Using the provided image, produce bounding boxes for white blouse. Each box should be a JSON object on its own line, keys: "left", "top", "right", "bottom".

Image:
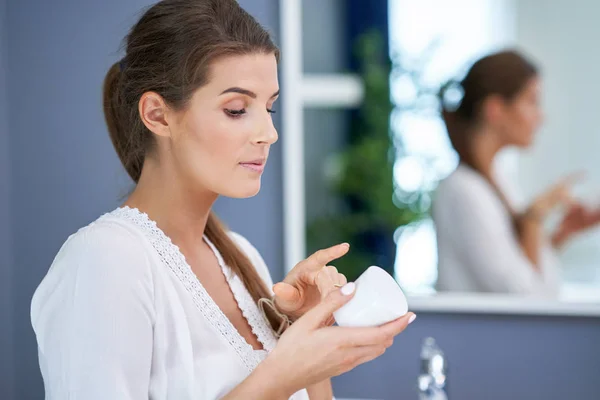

{"left": 432, "top": 164, "right": 560, "bottom": 297}
{"left": 31, "top": 207, "right": 310, "bottom": 400}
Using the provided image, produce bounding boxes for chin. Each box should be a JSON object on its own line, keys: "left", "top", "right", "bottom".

{"left": 519, "top": 136, "right": 535, "bottom": 148}
{"left": 222, "top": 181, "right": 261, "bottom": 199}
{"left": 510, "top": 133, "right": 535, "bottom": 148}
{"left": 512, "top": 141, "right": 531, "bottom": 149}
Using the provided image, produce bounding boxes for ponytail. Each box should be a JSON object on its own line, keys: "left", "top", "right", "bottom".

{"left": 205, "top": 214, "right": 282, "bottom": 331}
{"left": 102, "top": 61, "right": 145, "bottom": 183}
{"left": 439, "top": 79, "right": 473, "bottom": 167}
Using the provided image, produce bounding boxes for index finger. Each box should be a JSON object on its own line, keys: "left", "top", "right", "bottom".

{"left": 301, "top": 243, "right": 350, "bottom": 271}
{"left": 555, "top": 171, "right": 586, "bottom": 189}
{"left": 541, "top": 172, "right": 585, "bottom": 205}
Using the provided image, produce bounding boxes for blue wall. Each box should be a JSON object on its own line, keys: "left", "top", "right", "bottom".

{"left": 0, "top": 0, "right": 14, "bottom": 398}
{"left": 8, "top": 1, "right": 152, "bottom": 398}
{"left": 2, "top": 1, "right": 600, "bottom": 399}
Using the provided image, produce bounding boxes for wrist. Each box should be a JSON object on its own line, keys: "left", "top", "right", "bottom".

{"left": 258, "top": 297, "right": 295, "bottom": 338}
{"left": 306, "top": 378, "right": 333, "bottom": 400}
{"left": 518, "top": 215, "right": 544, "bottom": 235}
{"left": 273, "top": 300, "right": 299, "bottom": 323}
{"left": 522, "top": 205, "right": 544, "bottom": 224}
{"left": 252, "top": 354, "right": 298, "bottom": 400}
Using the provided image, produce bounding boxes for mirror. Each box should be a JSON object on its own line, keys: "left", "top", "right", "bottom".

{"left": 285, "top": 0, "right": 600, "bottom": 309}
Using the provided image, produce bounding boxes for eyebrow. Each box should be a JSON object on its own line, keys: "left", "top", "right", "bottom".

{"left": 220, "top": 87, "right": 280, "bottom": 99}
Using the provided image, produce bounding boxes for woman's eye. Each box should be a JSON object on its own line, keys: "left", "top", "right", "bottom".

{"left": 225, "top": 108, "right": 246, "bottom": 118}
{"left": 225, "top": 107, "right": 276, "bottom": 118}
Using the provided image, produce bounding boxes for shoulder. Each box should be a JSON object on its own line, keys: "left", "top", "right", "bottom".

{"left": 433, "top": 165, "right": 512, "bottom": 230}
{"left": 435, "top": 165, "right": 505, "bottom": 211}
{"left": 31, "top": 215, "right": 158, "bottom": 366}
{"left": 437, "top": 164, "right": 495, "bottom": 198}
{"left": 51, "top": 216, "right": 153, "bottom": 274}
{"left": 228, "top": 231, "right": 275, "bottom": 289}
{"left": 32, "top": 215, "right": 155, "bottom": 324}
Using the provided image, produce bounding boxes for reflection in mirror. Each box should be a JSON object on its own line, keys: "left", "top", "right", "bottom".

{"left": 302, "top": 0, "right": 600, "bottom": 303}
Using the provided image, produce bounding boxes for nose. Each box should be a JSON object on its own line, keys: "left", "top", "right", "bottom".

{"left": 254, "top": 112, "right": 278, "bottom": 145}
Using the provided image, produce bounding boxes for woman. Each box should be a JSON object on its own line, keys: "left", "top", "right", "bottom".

{"left": 30, "top": 1, "right": 416, "bottom": 399}
{"left": 434, "top": 50, "right": 600, "bottom": 296}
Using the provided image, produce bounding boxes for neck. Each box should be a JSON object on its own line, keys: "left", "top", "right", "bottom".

{"left": 124, "top": 158, "right": 218, "bottom": 246}
{"left": 465, "top": 126, "right": 504, "bottom": 179}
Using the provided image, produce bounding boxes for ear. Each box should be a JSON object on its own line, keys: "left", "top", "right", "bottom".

{"left": 139, "top": 91, "right": 172, "bottom": 138}
{"left": 482, "top": 95, "right": 506, "bottom": 124}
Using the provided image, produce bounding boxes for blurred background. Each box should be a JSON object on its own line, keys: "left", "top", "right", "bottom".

{"left": 301, "top": 0, "right": 600, "bottom": 298}
{"left": 2, "top": 0, "right": 600, "bottom": 399}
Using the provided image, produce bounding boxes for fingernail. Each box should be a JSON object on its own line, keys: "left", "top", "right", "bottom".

{"left": 341, "top": 282, "right": 355, "bottom": 295}
{"left": 408, "top": 314, "right": 417, "bottom": 324}
{"left": 341, "top": 243, "right": 350, "bottom": 249}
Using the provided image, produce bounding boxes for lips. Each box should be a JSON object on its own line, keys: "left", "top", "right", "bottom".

{"left": 239, "top": 158, "right": 266, "bottom": 173}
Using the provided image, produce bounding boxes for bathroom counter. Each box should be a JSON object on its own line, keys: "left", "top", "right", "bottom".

{"left": 408, "top": 292, "right": 600, "bottom": 317}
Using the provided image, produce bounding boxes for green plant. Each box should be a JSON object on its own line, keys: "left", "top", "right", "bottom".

{"left": 306, "top": 30, "right": 428, "bottom": 281}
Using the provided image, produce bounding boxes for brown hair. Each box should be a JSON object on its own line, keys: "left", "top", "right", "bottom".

{"left": 102, "top": 0, "right": 281, "bottom": 331}
{"left": 440, "top": 49, "right": 538, "bottom": 170}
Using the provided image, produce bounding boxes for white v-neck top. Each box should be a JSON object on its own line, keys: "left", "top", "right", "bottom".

{"left": 433, "top": 164, "right": 560, "bottom": 296}
{"left": 31, "top": 207, "right": 309, "bottom": 400}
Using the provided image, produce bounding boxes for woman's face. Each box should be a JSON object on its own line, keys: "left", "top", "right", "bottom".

{"left": 495, "top": 77, "right": 543, "bottom": 148}
{"left": 164, "top": 52, "right": 279, "bottom": 199}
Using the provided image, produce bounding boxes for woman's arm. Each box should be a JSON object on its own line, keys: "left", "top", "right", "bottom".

{"left": 519, "top": 173, "right": 582, "bottom": 257}
{"left": 221, "top": 359, "right": 295, "bottom": 400}
{"left": 223, "top": 289, "right": 414, "bottom": 400}
{"left": 306, "top": 379, "right": 334, "bottom": 400}
{"left": 228, "top": 232, "right": 337, "bottom": 399}
{"left": 516, "top": 213, "right": 545, "bottom": 268}
{"left": 222, "top": 362, "right": 331, "bottom": 400}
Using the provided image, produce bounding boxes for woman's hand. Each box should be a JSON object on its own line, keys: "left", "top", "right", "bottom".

{"left": 522, "top": 173, "right": 582, "bottom": 223}
{"left": 552, "top": 202, "right": 600, "bottom": 248}
{"left": 262, "top": 285, "right": 416, "bottom": 397}
{"left": 516, "top": 173, "right": 582, "bottom": 266}
{"left": 273, "top": 243, "right": 350, "bottom": 322}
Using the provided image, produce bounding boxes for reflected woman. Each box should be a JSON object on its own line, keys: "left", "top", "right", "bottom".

{"left": 433, "top": 50, "right": 600, "bottom": 296}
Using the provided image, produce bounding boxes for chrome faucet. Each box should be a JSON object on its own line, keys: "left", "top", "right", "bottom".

{"left": 418, "top": 337, "right": 448, "bottom": 400}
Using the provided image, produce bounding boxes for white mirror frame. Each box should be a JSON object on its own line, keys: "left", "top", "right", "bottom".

{"left": 278, "top": 0, "right": 600, "bottom": 318}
